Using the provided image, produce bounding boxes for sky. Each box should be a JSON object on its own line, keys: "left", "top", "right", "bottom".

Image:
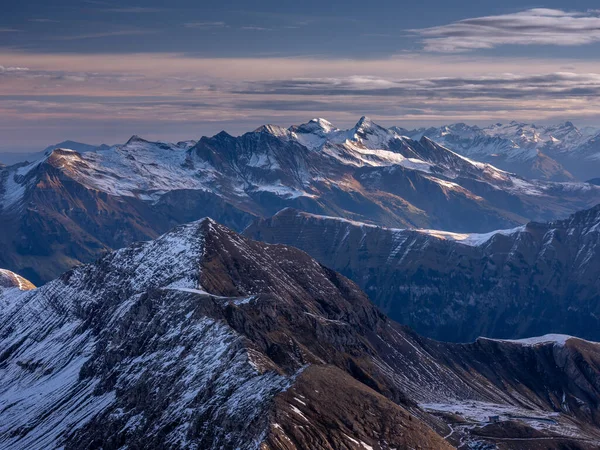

{"left": 3, "top": 0, "right": 600, "bottom": 150}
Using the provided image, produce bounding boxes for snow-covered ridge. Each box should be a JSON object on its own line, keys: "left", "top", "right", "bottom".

{"left": 3, "top": 116, "right": 595, "bottom": 211}
{"left": 414, "top": 226, "right": 525, "bottom": 246}
{"left": 0, "top": 218, "right": 298, "bottom": 449}
{"left": 403, "top": 120, "right": 600, "bottom": 182}
{"left": 479, "top": 334, "right": 597, "bottom": 347}
{"left": 281, "top": 209, "right": 524, "bottom": 247}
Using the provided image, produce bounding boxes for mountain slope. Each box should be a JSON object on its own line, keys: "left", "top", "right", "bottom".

{"left": 3, "top": 118, "right": 600, "bottom": 284}
{"left": 1, "top": 219, "right": 599, "bottom": 449}
{"left": 0, "top": 269, "right": 35, "bottom": 298}
{"left": 246, "top": 205, "right": 600, "bottom": 342}
{"left": 0, "top": 146, "right": 253, "bottom": 285}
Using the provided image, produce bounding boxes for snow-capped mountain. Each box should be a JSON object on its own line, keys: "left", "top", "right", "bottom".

{"left": 402, "top": 121, "right": 600, "bottom": 181}
{"left": 1, "top": 219, "right": 598, "bottom": 449}
{"left": 0, "top": 141, "right": 110, "bottom": 166}
{"left": 3, "top": 117, "right": 600, "bottom": 284}
{"left": 246, "top": 204, "right": 600, "bottom": 342}
{"left": 42, "top": 140, "right": 111, "bottom": 155}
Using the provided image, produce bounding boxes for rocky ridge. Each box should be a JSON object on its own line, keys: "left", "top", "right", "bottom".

{"left": 245, "top": 204, "right": 600, "bottom": 342}
{"left": 0, "top": 220, "right": 599, "bottom": 449}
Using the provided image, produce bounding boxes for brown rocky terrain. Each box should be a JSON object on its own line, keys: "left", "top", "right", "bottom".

{"left": 0, "top": 269, "right": 35, "bottom": 291}
{"left": 0, "top": 219, "right": 598, "bottom": 449}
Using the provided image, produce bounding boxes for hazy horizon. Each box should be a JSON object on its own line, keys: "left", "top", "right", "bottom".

{"left": 2, "top": 116, "right": 599, "bottom": 154}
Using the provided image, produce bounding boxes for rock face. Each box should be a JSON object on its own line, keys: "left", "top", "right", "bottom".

{"left": 0, "top": 219, "right": 599, "bottom": 449}
{"left": 3, "top": 118, "right": 600, "bottom": 284}
{"left": 245, "top": 205, "right": 600, "bottom": 342}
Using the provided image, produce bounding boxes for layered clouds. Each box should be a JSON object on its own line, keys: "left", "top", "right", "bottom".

{"left": 3, "top": 50, "right": 600, "bottom": 149}
{"left": 3, "top": 7, "right": 600, "bottom": 149}
{"left": 412, "top": 8, "right": 600, "bottom": 52}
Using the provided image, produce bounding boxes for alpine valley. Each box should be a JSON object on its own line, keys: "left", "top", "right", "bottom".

{"left": 1, "top": 220, "right": 599, "bottom": 449}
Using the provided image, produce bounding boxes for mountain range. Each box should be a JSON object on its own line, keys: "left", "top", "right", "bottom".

{"left": 398, "top": 121, "right": 600, "bottom": 181}
{"left": 0, "top": 141, "right": 110, "bottom": 166}
{"left": 3, "top": 117, "right": 600, "bottom": 285}
{"left": 246, "top": 204, "right": 600, "bottom": 342}
{"left": 1, "top": 220, "right": 599, "bottom": 449}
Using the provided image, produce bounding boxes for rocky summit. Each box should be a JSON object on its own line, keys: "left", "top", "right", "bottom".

{"left": 0, "top": 219, "right": 599, "bottom": 449}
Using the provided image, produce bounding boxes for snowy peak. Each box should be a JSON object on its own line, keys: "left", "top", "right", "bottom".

{"left": 354, "top": 115, "right": 375, "bottom": 130}
{"left": 294, "top": 117, "right": 337, "bottom": 134}
{"left": 45, "top": 147, "right": 85, "bottom": 168}
{"left": 353, "top": 115, "right": 393, "bottom": 135}
{"left": 99, "top": 216, "right": 232, "bottom": 295}
{"left": 253, "top": 124, "right": 289, "bottom": 137}
{"left": 125, "top": 134, "right": 148, "bottom": 145}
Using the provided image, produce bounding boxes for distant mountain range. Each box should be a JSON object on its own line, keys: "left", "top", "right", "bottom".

{"left": 0, "top": 141, "right": 110, "bottom": 166}
{"left": 246, "top": 204, "right": 600, "bottom": 342}
{"left": 3, "top": 117, "right": 600, "bottom": 285}
{"left": 396, "top": 121, "right": 600, "bottom": 181}
{"left": 1, "top": 220, "right": 598, "bottom": 449}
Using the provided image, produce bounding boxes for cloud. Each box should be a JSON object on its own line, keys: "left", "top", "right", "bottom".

{"left": 410, "top": 8, "right": 600, "bottom": 52}
{"left": 0, "top": 66, "right": 30, "bottom": 73}
{"left": 184, "top": 22, "right": 228, "bottom": 29}
{"left": 4, "top": 51, "right": 600, "bottom": 146}
{"left": 240, "top": 73, "right": 600, "bottom": 100}
{"left": 29, "top": 19, "right": 60, "bottom": 23}
{"left": 98, "top": 7, "right": 163, "bottom": 13}
{"left": 241, "top": 26, "right": 271, "bottom": 31}
{"left": 50, "top": 30, "right": 156, "bottom": 41}
{"left": 0, "top": 66, "right": 141, "bottom": 85}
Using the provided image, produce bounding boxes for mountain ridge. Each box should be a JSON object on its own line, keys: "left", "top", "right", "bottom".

{"left": 3, "top": 117, "right": 600, "bottom": 284}
{"left": 245, "top": 203, "right": 600, "bottom": 342}
{"left": 402, "top": 120, "right": 600, "bottom": 181}
{"left": 1, "top": 217, "right": 599, "bottom": 449}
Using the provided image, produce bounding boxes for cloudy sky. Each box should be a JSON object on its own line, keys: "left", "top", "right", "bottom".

{"left": 3, "top": 0, "right": 600, "bottom": 150}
